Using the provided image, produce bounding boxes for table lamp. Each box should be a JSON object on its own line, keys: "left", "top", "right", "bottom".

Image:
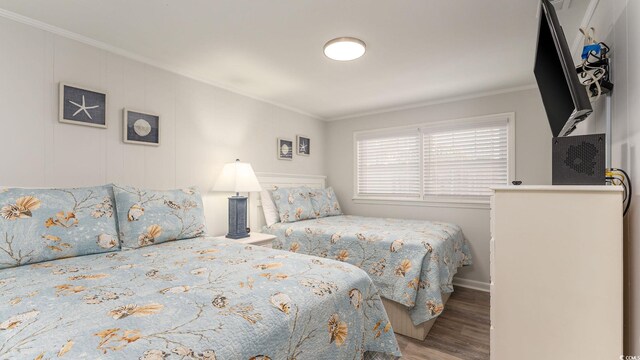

{"left": 212, "top": 159, "right": 262, "bottom": 239}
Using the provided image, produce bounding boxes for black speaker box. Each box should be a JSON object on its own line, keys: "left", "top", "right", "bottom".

{"left": 552, "top": 133, "right": 605, "bottom": 185}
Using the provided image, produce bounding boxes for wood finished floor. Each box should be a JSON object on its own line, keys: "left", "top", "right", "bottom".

{"left": 396, "top": 287, "right": 490, "bottom": 360}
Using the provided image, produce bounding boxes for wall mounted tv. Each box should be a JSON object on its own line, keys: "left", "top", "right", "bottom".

{"left": 534, "top": 0, "right": 592, "bottom": 137}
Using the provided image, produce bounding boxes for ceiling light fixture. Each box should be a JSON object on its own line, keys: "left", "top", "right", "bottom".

{"left": 323, "top": 37, "right": 366, "bottom": 61}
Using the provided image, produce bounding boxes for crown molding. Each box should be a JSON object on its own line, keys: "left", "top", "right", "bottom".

{"left": 325, "top": 84, "right": 538, "bottom": 121}
{"left": 0, "top": 8, "right": 545, "bottom": 124}
{"left": 0, "top": 8, "right": 323, "bottom": 120}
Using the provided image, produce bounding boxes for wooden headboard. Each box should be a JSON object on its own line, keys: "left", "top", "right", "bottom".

{"left": 249, "top": 172, "right": 326, "bottom": 231}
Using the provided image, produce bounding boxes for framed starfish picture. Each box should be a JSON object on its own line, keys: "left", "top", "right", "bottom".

{"left": 296, "top": 135, "right": 310, "bottom": 156}
{"left": 59, "top": 83, "right": 107, "bottom": 128}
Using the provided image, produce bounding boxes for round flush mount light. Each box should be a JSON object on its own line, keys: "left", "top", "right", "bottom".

{"left": 323, "top": 37, "right": 366, "bottom": 61}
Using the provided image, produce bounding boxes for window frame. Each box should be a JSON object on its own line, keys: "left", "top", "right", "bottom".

{"left": 352, "top": 112, "right": 516, "bottom": 209}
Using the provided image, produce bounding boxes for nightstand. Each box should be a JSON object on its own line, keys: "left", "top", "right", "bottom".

{"left": 214, "top": 232, "right": 276, "bottom": 248}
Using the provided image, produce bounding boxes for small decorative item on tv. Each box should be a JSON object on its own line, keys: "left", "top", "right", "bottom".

{"left": 534, "top": 0, "right": 592, "bottom": 137}
{"left": 59, "top": 83, "right": 107, "bottom": 128}
{"left": 124, "top": 109, "right": 160, "bottom": 146}
{"left": 277, "top": 138, "right": 293, "bottom": 160}
{"left": 297, "top": 135, "right": 310, "bottom": 156}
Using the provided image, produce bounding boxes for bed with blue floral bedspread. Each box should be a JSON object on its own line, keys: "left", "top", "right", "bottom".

{"left": 265, "top": 215, "right": 472, "bottom": 325}
{"left": 0, "top": 236, "right": 400, "bottom": 360}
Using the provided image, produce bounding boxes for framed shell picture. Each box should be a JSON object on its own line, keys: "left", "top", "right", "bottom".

{"left": 296, "top": 135, "right": 310, "bottom": 156}
{"left": 277, "top": 138, "right": 293, "bottom": 160}
{"left": 59, "top": 83, "right": 107, "bottom": 128}
{"left": 124, "top": 109, "right": 160, "bottom": 146}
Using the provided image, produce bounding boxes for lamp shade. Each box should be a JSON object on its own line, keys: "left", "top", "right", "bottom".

{"left": 212, "top": 160, "right": 262, "bottom": 193}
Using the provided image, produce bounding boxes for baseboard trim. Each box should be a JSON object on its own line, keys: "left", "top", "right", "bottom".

{"left": 453, "top": 278, "right": 490, "bottom": 292}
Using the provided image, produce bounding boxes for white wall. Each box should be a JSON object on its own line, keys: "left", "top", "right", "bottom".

{"left": 573, "top": 0, "right": 640, "bottom": 354}
{"left": 0, "top": 17, "right": 326, "bottom": 236}
{"left": 325, "top": 88, "right": 551, "bottom": 287}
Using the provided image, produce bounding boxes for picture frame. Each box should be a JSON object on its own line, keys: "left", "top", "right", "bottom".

{"left": 296, "top": 135, "right": 311, "bottom": 156}
{"left": 59, "top": 82, "right": 108, "bottom": 128}
{"left": 123, "top": 109, "right": 160, "bottom": 146}
{"left": 277, "top": 138, "right": 293, "bottom": 160}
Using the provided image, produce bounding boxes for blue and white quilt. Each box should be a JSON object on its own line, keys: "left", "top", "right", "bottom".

{"left": 0, "top": 237, "right": 400, "bottom": 359}
{"left": 265, "top": 215, "right": 472, "bottom": 325}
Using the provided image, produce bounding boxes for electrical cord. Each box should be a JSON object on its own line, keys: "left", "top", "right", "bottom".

{"left": 607, "top": 168, "right": 632, "bottom": 216}
{"left": 606, "top": 176, "right": 627, "bottom": 203}
{"left": 578, "top": 28, "right": 610, "bottom": 102}
{"left": 613, "top": 168, "right": 632, "bottom": 216}
{"left": 579, "top": 59, "right": 605, "bottom": 101}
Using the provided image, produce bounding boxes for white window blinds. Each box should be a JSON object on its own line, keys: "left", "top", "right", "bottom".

{"left": 354, "top": 114, "right": 511, "bottom": 202}
{"left": 356, "top": 130, "right": 421, "bottom": 197}
{"left": 423, "top": 118, "right": 509, "bottom": 198}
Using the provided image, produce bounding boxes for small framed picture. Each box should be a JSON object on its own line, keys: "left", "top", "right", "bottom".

{"left": 123, "top": 109, "right": 160, "bottom": 146}
{"left": 297, "top": 135, "right": 310, "bottom": 156}
{"left": 59, "top": 83, "right": 107, "bottom": 128}
{"left": 277, "top": 138, "right": 293, "bottom": 160}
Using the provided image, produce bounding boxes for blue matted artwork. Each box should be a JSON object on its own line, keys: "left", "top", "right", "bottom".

{"left": 277, "top": 138, "right": 293, "bottom": 160}
{"left": 297, "top": 135, "right": 310, "bottom": 156}
{"left": 59, "top": 83, "right": 107, "bottom": 128}
{"left": 124, "top": 109, "right": 160, "bottom": 146}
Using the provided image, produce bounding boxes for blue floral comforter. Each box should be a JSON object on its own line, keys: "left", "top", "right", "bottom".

{"left": 265, "top": 216, "right": 472, "bottom": 325}
{"left": 0, "top": 237, "right": 400, "bottom": 359}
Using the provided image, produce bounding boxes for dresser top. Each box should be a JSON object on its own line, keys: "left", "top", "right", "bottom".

{"left": 492, "top": 185, "right": 623, "bottom": 192}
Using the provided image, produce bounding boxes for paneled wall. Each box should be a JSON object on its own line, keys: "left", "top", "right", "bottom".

{"left": 0, "top": 17, "right": 326, "bottom": 235}
{"left": 325, "top": 88, "right": 551, "bottom": 288}
{"left": 573, "top": 0, "right": 639, "bottom": 354}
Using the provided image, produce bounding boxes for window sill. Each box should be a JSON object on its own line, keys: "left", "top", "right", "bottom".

{"left": 351, "top": 196, "right": 490, "bottom": 210}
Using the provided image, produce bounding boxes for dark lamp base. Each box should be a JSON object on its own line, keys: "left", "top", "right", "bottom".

{"left": 226, "top": 195, "right": 249, "bottom": 239}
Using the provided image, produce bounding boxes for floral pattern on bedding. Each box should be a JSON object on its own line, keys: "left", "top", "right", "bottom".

{"left": 309, "top": 187, "right": 342, "bottom": 218}
{"left": 112, "top": 185, "right": 206, "bottom": 249}
{"left": 0, "top": 185, "right": 119, "bottom": 269}
{"left": 0, "top": 237, "right": 400, "bottom": 359}
{"left": 266, "top": 215, "right": 472, "bottom": 325}
{"left": 271, "top": 186, "right": 316, "bottom": 223}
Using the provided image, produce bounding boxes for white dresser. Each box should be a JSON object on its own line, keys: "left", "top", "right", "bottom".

{"left": 490, "top": 186, "right": 623, "bottom": 360}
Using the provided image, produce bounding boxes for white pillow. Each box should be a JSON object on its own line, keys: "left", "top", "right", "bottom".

{"left": 260, "top": 190, "right": 280, "bottom": 227}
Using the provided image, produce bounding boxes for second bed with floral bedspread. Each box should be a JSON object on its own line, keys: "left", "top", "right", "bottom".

{"left": 0, "top": 237, "right": 400, "bottom": 359}
{"left": 265, "top": 215, "right": 472, "bottom": 325}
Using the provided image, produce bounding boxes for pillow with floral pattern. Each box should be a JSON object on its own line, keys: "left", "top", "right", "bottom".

{"left": 112, "top": 185, "right": 207, "bottom": 249}
{"left": 310, "top": 187, "right": 343, "bottom": 217}
{"left": 0, "top": 185, "right": 120, "bottom": 269}
{"left": 271, "top": 186, "right": 315, "bottom": 223}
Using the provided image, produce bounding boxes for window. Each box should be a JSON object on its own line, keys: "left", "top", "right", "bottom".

{"left": 354, "top": 113, "right": 514, "bottom": 205}
{"left": 356, "top": 130, "right": 421, "bottom": 197}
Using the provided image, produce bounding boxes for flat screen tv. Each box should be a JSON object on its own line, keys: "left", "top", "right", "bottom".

{"left": 534, "top": 0, "right": 592, "bottom": 137}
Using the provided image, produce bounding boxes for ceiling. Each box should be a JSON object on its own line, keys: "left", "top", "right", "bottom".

{"left": 0, "top": 0, "right": 590, "bottom": 120}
